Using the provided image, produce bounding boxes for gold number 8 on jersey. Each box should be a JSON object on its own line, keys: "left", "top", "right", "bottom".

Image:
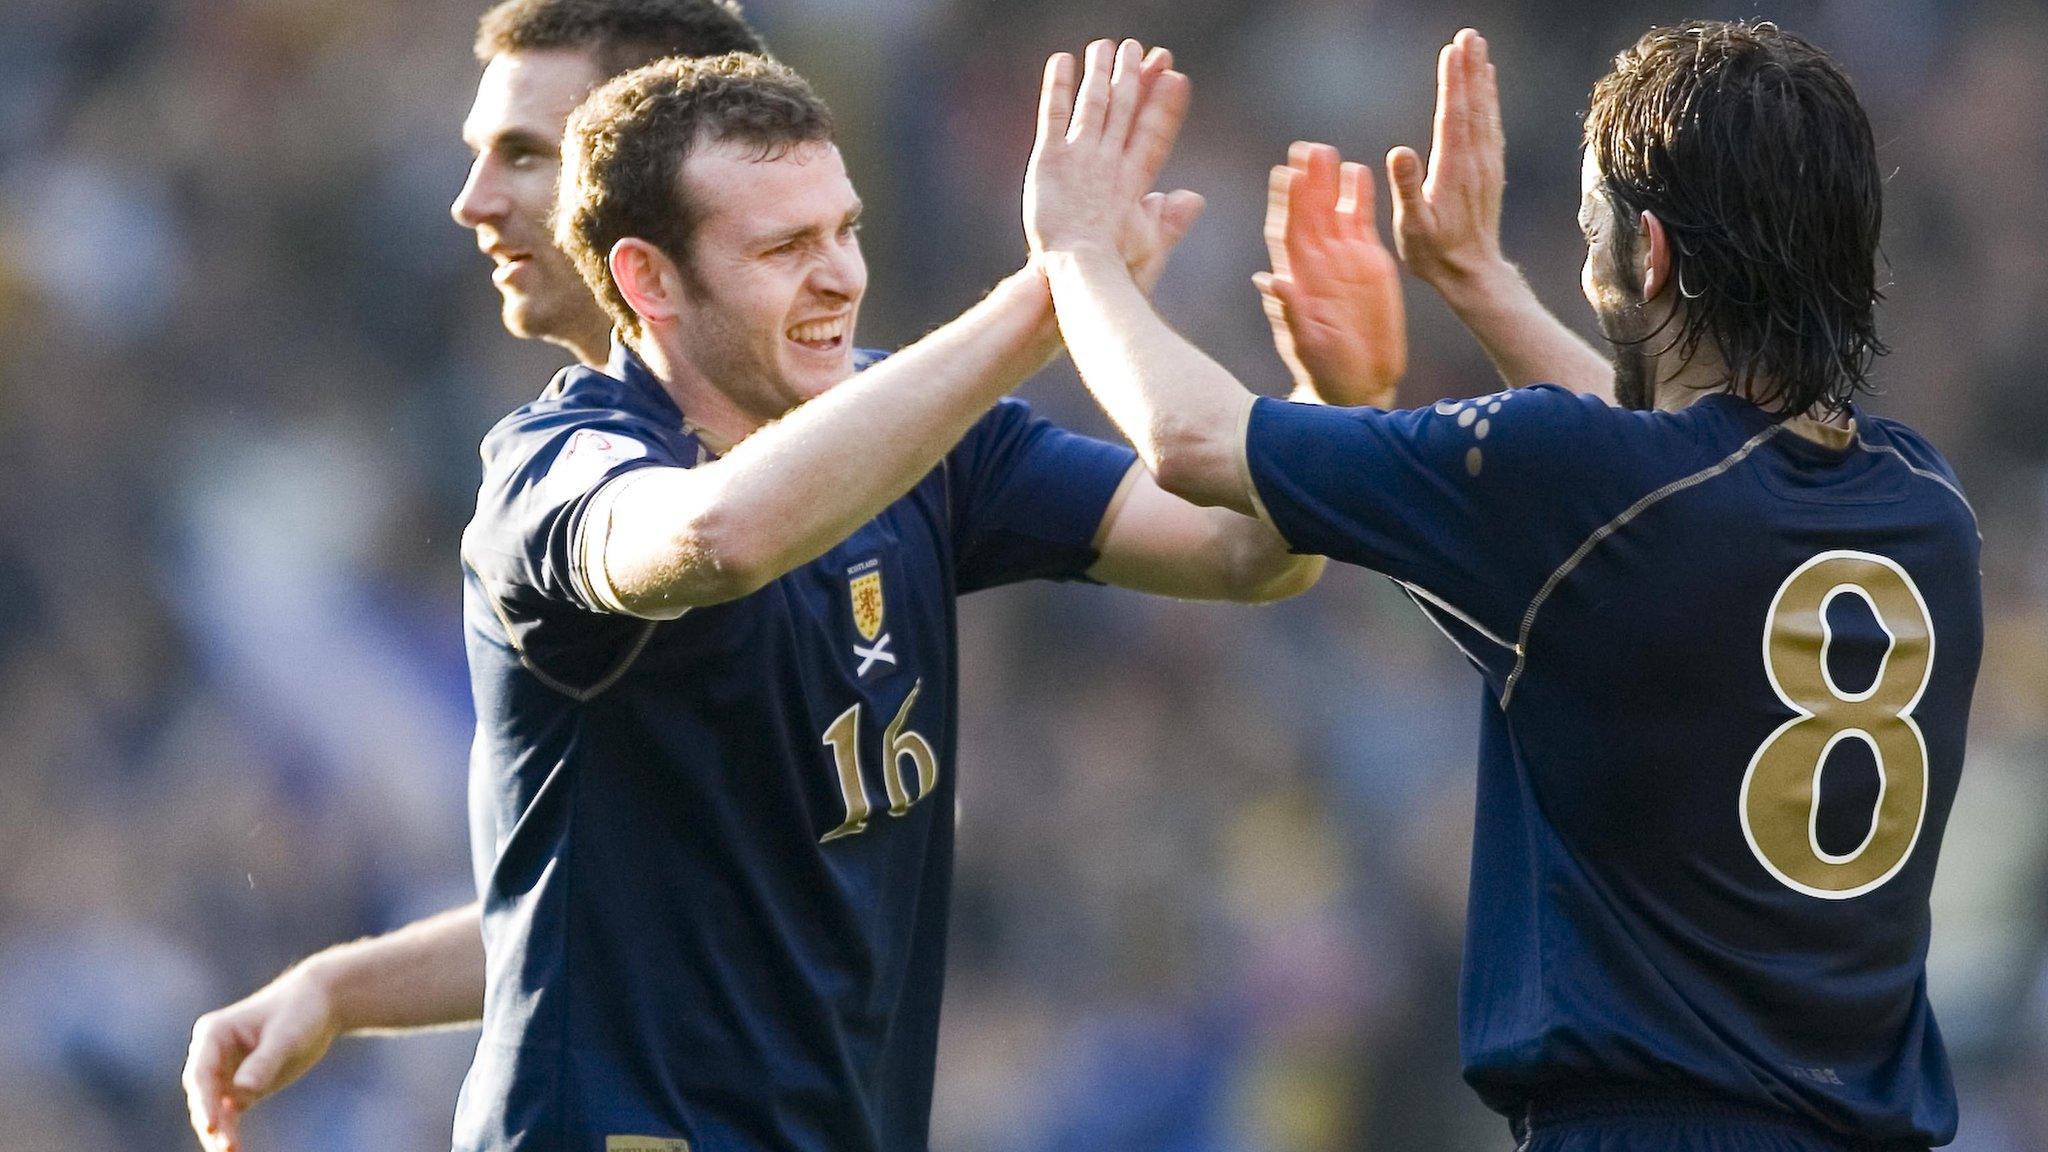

{"left": 1741, "top": 550, "right": 1934, "bottom": 899}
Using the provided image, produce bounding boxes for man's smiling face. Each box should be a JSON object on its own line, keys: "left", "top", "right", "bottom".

{"left": 452, "top": 48, "right": 613, "bottom": 356}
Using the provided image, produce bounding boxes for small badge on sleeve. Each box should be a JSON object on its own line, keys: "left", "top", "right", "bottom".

{"left": 545, "top": 428, "right": 650, "bottom": 501}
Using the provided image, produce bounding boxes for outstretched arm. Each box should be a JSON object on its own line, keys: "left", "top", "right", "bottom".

{"left": 592, "top": 50, "right": 1195, "bottom": 620}
{"left": 1085, "top": 463, "right": 1322, "bottom": 601}
{"left": 1027, "top": 42, "right": 1266, "bottom": 515}
{"left": 184, "top": 903, "right": 485, "bottom": 1152}
{"left": 596, "top": 268, "right": 1065, "bottom": 617}
{"left": 1387, "top": 29, "right": 1614, "bottom": 402}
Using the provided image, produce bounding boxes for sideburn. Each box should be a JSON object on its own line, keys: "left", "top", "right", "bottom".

{"left": 1600, "top": 202, "right": 1659, "bottom": 411}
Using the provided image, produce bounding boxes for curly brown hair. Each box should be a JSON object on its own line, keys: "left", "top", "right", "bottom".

{"left": 1585, "top": 20, "right": 1887, "bottom": 416}
{"left": 555, "top": 52, "right": 834, "bottom": 337}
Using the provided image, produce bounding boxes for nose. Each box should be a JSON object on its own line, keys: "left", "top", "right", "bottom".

{"left": 451, "top": 154, "right": 507, "bottom": 230}
{"left": 810, "top": 231, "right": 867, "bottom": 302}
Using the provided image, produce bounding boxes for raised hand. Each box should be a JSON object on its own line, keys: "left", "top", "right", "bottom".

{"left": 1026, "top": 39, "right": 1199, "bottom": 271}
{"left": 1256, "top": 141, "right": 1406, "bottom": 407}
{"left": 1387, "top": 28, "right": 1507, "bottom": 290}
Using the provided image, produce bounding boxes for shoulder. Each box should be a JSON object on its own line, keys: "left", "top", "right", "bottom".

{"left": 480, "top": 365, "right": 687, "bottom": 482}
{"left": 948, "top": 396, "right": 1049, "bottom": 462}
{"left": 1860, "top": 414, "right": 1964, "bottom": 489}
{"left": 1253, "top": 383, "right": 1692, "bottom": 486}
{"left": 1857, "top": 413, "right": 1978, "bottom": 533}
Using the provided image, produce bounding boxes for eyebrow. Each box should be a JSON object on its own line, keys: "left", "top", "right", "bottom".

{"left": 753, "top": 201, "right": 864, "bottom": 250}
{"left": 465, "top": 126, "right": 559, "bottom": 156}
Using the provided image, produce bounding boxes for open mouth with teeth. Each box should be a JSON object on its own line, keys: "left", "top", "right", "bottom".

{"left": 787, "top": 315, "right": 849, "bottom": 352}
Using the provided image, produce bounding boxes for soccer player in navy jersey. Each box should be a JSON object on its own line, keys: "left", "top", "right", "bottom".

{"left": 448, "top": 45, "right": 1370, "bottom": 1152}
{"left": 1030, "top": 25, "right": 1980, "bottom": 1152}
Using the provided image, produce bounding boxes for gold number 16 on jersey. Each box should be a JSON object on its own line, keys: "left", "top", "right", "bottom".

{"left": 1740, "top": 550, "right": 1934, "bottom": 899}
{"left": 818, "top": 679, "right": 940, "bottom": 842}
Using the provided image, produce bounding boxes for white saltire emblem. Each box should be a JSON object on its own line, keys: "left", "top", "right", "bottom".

{"left": 854, "top": 633, "right": 896, "bottom": 677}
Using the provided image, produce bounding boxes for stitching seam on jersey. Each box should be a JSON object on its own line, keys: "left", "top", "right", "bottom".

{"left": 1500, "top": 423, "right": 1783, "bottom": 709}
{"left": 1397, "top": 579, "right": 1515, "bottom": 650}
{"left": 577, "top": 621, "right": 659, "bottom": 699}
{"left": 940, "top": 456, "right": 955, "bottom": 542}
{"left": 482, "top": 581, "right": 660, "bottom": 703}
{"left": 1856, "top": 435, "right": 1982, "bottom": 539}
{"left": 1401, "top": 584, "right": 1489, "bottom": 672}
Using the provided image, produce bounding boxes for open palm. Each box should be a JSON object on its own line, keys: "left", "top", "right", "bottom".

{"left": 1257, "top": 141, "right": 1406, "bottom": 407}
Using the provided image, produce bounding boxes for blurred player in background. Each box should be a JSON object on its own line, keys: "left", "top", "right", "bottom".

{"left": 1029, "top": 23, "right": 1979, "bottom": 1152}
{"left": 184, "top": 5, "right": 767, "bottom": 1149}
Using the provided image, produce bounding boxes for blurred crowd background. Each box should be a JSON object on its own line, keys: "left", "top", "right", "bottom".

{"left": 2, "top": 0, "right": 2045, "bottom": 1148}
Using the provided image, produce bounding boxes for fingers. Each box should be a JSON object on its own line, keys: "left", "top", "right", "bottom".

{"left": 1253, "top": 270, "right": 1303, "bottom": 319}
{"left": 1289, "top": 141, "right": 1341, "bottom": 238}
{"left": 1386, "top": 145, "right": 1427, "bottom": 227}
{"left": 1337, "top": 160, "right": 1375, "bottom": 245}
{"left": 1067, "top": 39, "right": 1116, "bottom": 143}
{"left": 211, "top": 1102, "right": 243, "bottom": 1152}
{"left": 1101, "top": 39, "right": 1146, "bottom": 150}
{"left": 184, "top": 1021, "right": 245, "bottom": 1152}
{"left": 1430, "top": 38, "right": 1460, "bottom": 176}
{"left": 1158, "top": 188, "right": 1206, "bottom": 243}
{"left": 1264, "top": 162, "right": 1298, "bottom": 275}
{"left": 1462, "top": 30, "right": 1499, "bottom": 158}
{"left": 1124, "top": 67, "right": 1191, "bottom": 197}
{"left": 1140, "top": 45, "right": 1172, "bottom": 82}
{"left": 1035, "top": 52, "right": 1077, "bottom": 150}
{"left": 231, "top": 1031, "right": 291, "bottom": 1097}
{"left": 184, "top": 1023, "right": 228, "bottom": 1144}
{"left": 1470, "top": 33, "right": 1504, "bottom": 161}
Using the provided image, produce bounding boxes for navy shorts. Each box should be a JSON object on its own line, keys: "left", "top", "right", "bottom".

{"left": 1516, "top": 1093, "right": 1931, "bottom": 1152}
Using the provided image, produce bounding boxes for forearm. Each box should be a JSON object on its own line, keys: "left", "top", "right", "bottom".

{"left": 1088, "top": 467, "right": 1322, "bottom": 601}
{"left": 1206, "top": 508, "right": 1323, "bottom": 600}
{"left": 300, "top": 903, "right": 484, "bottom": 1034}
{"left": 611, "top": 269, "right": 1057, "bottom": 610}
{"left": 1432, "top": 260, "right": 1615, "bottom": 402}
{"left": 1043, "top": 246, "right": 1258, "bottom": 514}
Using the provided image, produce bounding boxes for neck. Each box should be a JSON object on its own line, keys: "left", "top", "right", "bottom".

{"left": 550, "top": 316, "right": 614, "bottom": 371}
{"left": 1650, "top": 344, "right": 1853, "bottom": 440}
{"left": 1647, "top": 339, "right": 1731, "bottom": 413}
{"left": 634, "top": 331, "right": 774, "bottom": 450}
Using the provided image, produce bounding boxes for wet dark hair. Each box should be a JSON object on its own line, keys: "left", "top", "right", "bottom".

{"left": 556, "top": 52, "right": 834, "bottom": 336}
{"left": 474, "top": 0, "right": 765, "bottom": 76}
{"left": 1585, "top": 20, "right": 1886, "bottom": 416}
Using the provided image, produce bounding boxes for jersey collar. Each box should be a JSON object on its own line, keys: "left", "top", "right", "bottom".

{"left": 604, "top": 336, "right": 736, "bottom": 460}
{"left": 605, "top": 336, "right": 687, "bottom": 424}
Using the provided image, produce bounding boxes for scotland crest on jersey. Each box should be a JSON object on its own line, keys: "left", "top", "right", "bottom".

{"left": 848, "top": 559, "right": 894, "bottom": 676}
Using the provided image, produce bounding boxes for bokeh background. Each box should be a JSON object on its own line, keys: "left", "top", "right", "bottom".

{"left": 2, "top": 0, "right": 2045, "bottom": 1148}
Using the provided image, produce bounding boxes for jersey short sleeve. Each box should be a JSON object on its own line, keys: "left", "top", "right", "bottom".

{"left": 946, "top": 398, "right": 1138, "bottom": 594}
{"left": 1243, "top": 385, "right": 1645, "bottom": 653}
{"left": 467, "top": 406, "right": 680, "bottom": 612}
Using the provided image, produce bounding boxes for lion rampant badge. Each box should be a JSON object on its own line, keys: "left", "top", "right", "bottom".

{"left": 847, "top": 559, "right": 896, "bottom": 676}
{"left": 850, "top": 569, "right": 884, "bottom": 642}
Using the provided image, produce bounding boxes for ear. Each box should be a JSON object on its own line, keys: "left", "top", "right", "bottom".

{"left": 609, "top": 237, "right": 686, "bottom": 329}
{"left": 1639, "top": 210, "right": 1673, "bottom": 300}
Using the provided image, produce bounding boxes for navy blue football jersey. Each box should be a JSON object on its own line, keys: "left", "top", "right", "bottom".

{"left": 1243, "top": 386, "right": 1980, "bottom": 1147}
{"left": 454, "top": 344, "right": 1135, "bottom": 1152}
